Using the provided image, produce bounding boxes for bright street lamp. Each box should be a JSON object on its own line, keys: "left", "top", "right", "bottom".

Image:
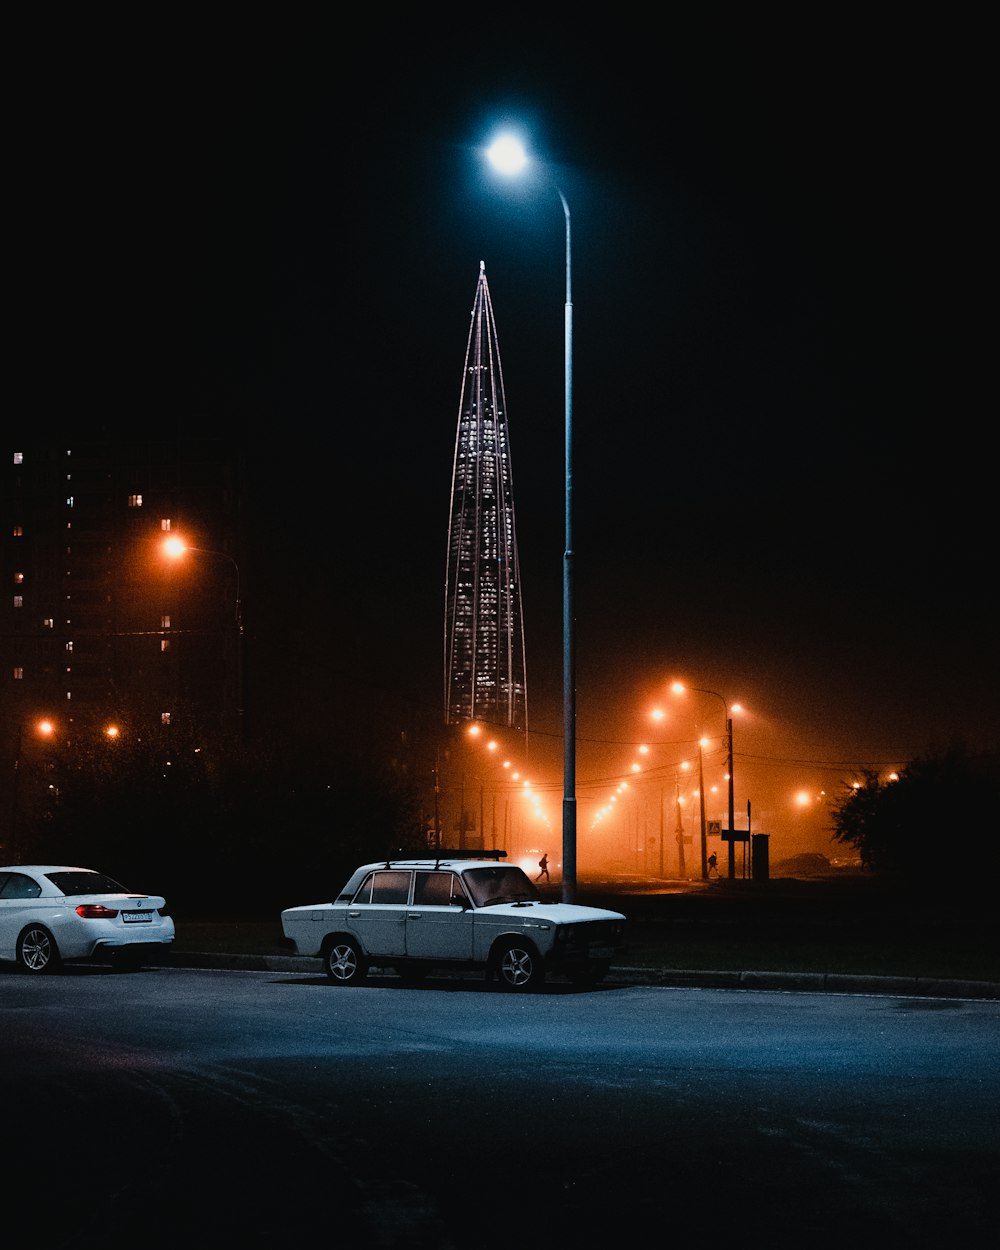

{"left": 486, "top": 131, "right": 577, "bottom": 903}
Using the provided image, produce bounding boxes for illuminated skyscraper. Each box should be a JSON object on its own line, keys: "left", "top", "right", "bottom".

{"left": 444, "top": 262, "right": 528, "bottom": 736}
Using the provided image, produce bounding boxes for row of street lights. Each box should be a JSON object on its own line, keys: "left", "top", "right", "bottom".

{"left": 600, "top": 682, "right": 743, "bottom": 880}
{"left": 452, "top": 722, "right": 552, "bottom": 864}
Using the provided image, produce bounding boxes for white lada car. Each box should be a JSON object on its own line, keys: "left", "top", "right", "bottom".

{"left": 281, "top": 854, "right": 626, "bottom": 991}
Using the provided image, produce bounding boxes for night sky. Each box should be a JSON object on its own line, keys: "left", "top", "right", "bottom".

{"left": 17, "top": 14, "right": 995, "bottom": 851}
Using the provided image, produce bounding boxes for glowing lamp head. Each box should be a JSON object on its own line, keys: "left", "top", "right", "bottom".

{"left": 162, "top": 537, "right": 187, "bottom": 559}
{"left": 487, "top": 134, "right": 528, "bottom": 176}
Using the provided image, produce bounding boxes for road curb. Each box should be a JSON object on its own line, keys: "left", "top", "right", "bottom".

{"left": 149, "top": 950, "right": 1000, "bottom": 999}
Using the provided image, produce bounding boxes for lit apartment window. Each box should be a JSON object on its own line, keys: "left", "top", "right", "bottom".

{"left": 66, "top": 691, "right": 72, "bottom": 700}
{"left": 128, "top": 494, "right": 143, "bottom": 508}
{"left": 160, "top": 639, "right": 170, "bottom": 652}
{"left": 13, "top": 595, "right": 23, "bottom": 608}
{"left": 161, "top": 712, "right": 171, "bottom": 725}
{"left": 14, "top": 572, "right": 24, "bottom": 584}
{"left": 66, "top": 496, "right": 74, "bottom": 507}
{"left": 13, "top": 526, "right": 23, "bottom": 537}
{"left": 161, "top": 518, "right": 171, "bottom": 531}
{"left": 161, "top": 614, "right": 171, "bottom": 628}
{"left": 43, "top": 618, "right": 54, "bottom": 629}
{"left": 14, "top": 452, "right": 23, "bottom": 464}
{"left": 66, "top": 641, "right": 73, "bottom": 652}
{"left": 13, "top": 667, "right": 23, "bottom": 680}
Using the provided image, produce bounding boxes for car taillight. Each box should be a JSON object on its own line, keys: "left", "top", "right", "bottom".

{"left": 75, "top": 904, "right": 120, "bottom": 919}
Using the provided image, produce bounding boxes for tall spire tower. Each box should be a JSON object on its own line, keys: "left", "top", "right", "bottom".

{"left": 444, "top": 262, "right": 528, "bottom": 737}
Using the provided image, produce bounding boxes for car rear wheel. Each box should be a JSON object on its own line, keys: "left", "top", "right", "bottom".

{"left": 324, "top": 938, "right": 368, "bottom": 985}
{"left": 494, "top": 939, "right": 543, "bottom": 992}
{"left": 17, "top": 925, "right": 61, "bottom": 975}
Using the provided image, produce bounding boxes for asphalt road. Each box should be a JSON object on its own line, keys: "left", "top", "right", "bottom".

{"left": 3, "top": 964, "right": 998, "bottom": 1249}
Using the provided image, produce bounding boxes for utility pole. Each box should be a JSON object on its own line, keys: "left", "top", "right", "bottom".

{"left": 659, "top": 786, "right": 665, "bottom": 877}
{"left": 726, "top": 716, "right": 736, "bottom": 880}
{"left": 675, "top": 775, "right": 686, "bottom": 877}
{"left": 698, "top": 741, "right": 708, "bottom": 880}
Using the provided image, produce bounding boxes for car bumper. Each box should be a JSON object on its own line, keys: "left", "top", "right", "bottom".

{"left": 63, "top": 918, "right": 176, "bottom": 959}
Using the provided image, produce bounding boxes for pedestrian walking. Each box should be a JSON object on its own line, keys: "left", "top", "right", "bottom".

{"left": 535, "top": 853, "right": 550, "bottom": 882}
{"left": 707, "top": 851, "right": 719, "bottom": 878}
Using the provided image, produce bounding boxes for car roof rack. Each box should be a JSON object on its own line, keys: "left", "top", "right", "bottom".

{"left": 379, "top": 849, "right": 507, "bottom": 869}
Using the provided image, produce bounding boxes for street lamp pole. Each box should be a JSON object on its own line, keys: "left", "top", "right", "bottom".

{"left": 697, "top": 738, "right": 708, "bottom": 881}
{"left": 673, "top": 682, "right": 736, "bottom": 879}
{"left": 486, "top": 134, "right": 575, "bottom": 902}
{"left": 559, "top": 185, "right": 576, "bottom": 905}
{"left": 725, "top": 715, "right": 735, "bottom": 878}
{"left": 162, "top": 539, "right": 244, "bottom": 740}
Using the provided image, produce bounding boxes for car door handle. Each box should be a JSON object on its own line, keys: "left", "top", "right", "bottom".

{"left": 407, "top": 912, "right": 422, "bottom": 919}
{"left": 348, "top": 910, "right": 361, "bottom": 917}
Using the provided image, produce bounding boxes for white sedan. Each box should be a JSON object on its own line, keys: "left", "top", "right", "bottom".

{"left": 0, "top": 864, "right": 176, "bottom": 974}
{"left": 282, "top": 854, "right": 627, "bottom": 991}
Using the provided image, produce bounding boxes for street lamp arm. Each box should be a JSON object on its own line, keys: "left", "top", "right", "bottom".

{"left": 685, "top": 686, "right": 727, "bottom": 714}
{"left": 174, "top": 546, "right": 241, "bottom": 630}
{"left": 558, "top": 188, "right": 571, "bottom": 305}
{"left": 162, "top": 538, "right": 245, "bottom": 739}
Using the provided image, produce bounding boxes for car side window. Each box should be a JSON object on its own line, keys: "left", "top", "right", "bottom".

{"left": 412, "top": 872, "right": 462, "bottom": 906}
{"left": 353, "top": 870, "right": 412, "bottom": 905}
{"left": 0, "top": 873, "right": 42, "bottom": 900}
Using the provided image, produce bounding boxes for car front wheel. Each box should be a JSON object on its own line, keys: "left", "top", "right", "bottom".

{"left": 324, "top": 938, "right": 368, "bottom": 985}
{"left": 494, "top": 939, "right": 543, "bottom": 992}
{"left": 17, "top": 925, "right": 61, "bottom": 975}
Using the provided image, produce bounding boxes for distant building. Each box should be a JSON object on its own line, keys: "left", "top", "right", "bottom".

{"left": 443, "top": 262, "right": 528, "bottom": 738}
{"left": 1, "top": 435, "right": 244, "bottom": 852}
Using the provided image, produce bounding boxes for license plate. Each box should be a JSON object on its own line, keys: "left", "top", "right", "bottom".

{"left": 121, "top": 911, "right": 152, "bottom": 923}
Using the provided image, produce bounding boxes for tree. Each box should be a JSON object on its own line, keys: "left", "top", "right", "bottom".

{"left": 831, "top": 740, "right": 1000, "bottom": 893}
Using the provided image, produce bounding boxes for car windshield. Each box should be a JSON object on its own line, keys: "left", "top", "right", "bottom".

{"left": 45, "top": 870, "right": 131, "bottom": 896}
{"left": 463, "top": 866, "right": 538, "bottom": 908}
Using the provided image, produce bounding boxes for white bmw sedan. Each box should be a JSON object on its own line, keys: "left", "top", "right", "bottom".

{"left": 0, "top": 864, "right": 175, "bottom": 974}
